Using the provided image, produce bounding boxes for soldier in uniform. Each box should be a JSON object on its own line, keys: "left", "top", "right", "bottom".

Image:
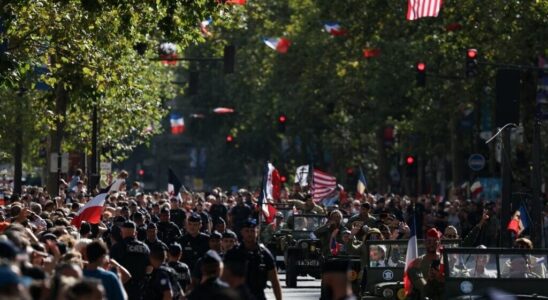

{"left": 178, "top": 213, "right": 210, "bottom": 271}
{"left": 225, "top": 219, "right": 282, "bottom": 300}
{"left": 406, "top": 228, "right": 444, "bottom": 300}
{"left": 221, "top": 230, "right": 238, "bottom": 254}
{"left": 167, "top": 243, "right": 192, "bottom": 293}
{"left": 157, "top": 207, "right": 182, "bottom": 245}
{"left": 110, "top": 220, "right": 151, "bottom": 300}
{"left": 187, "top": 250, "right": 230, "bottom": 300}
{"left": 345, "top": 202, "right": 377, "bottom": 241}
{"left": 314, "top": 210, "right": 346, "bottom": 257}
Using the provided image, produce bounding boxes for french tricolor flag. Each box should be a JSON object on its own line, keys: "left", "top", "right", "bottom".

{"left": 323, "top": 22, "right": 347, "bottom": 36}
{"left": 404, "top": 210, "right": 418, "bottom": 296}
{"left": 170, "top": 113, "right": 185, "bottom": 135}
{"left": 263, "top": 37, "right": 291, "bottom": 54}
{"left": 71, "top": 184, "right": 118, "bottom": 228}
{"left": 200, "top": 17, "right": 212, "bottom": 37}
{"left": 259, "top": 162, "right": 280, "bottom": 224}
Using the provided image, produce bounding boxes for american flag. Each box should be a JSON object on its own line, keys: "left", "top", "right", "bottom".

{"left": 312, "top": 169, "right": 337, "bottom": 203}
{"left": 406, "top": 0, "right": 442, "bottom": 21}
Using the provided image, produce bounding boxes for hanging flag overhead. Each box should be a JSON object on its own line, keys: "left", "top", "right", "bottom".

{"left": 357, "top": 167, "right": 368, "bottom": 195}
{"left": 363, "top": 48, "right": 381, "bottom": 58}
{"left": 312, "top": 169, "right": 337, "bottom": 203}
{"left": 406, "top": 0, "right": 442, "bottom": 20}
{"left": 200, "top": 17, "right": 212, "bottom": 37}
{"left": 263, "top": 37, "right": 291, "bottom": 54}
{"left": 170, "top": 113, "right": 185, "bottom": 135}
{"left": 323, "top": 22, "right": 347, "bottom": 36}
{"left": 213, "top": 107, "right": 235, "bottom": 114}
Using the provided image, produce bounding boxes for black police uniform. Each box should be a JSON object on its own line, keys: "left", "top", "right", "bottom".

{"left": 144, "top": 265, "right": 180, "bottom": 300}
{"left": 110, "top": 236, "right": 150, "bottom": 300}
{"left": 225, "top": 243, "right": 276, "bottom": 300}
{"left": 187, "top": 277, "right": 230, "bottom": 300}
{"left": 157, "top": 220, "right": 182, "bottom": 245}
{"left": 145, "top": 238, "right": 168, "bottom": 252}
{"left": 178, "top": 232, "right": 210, "bottom": 270}
{"left": 170, "top": 208, "right": 186, "bottom": 230}
{"left": 167, "top": 260, "right": 191, "bottom": 292}
{"left": 136, "top": 224, "right": 147, "bottom": 241}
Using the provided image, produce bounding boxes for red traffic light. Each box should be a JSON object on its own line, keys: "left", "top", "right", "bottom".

{"left": 406, "top": 156, "right": 415, "bottom": 165}
{"left": 416, "top": 62, "right": 426, "bottom": 72}
{"left": 226, "top": 135, "right": 234, "bottom": 142}
{"left": 346, "top": 168, "right": 354, "bottom": 175}
{"left": 467, "top": 49, "right": 477, "bottom": 59}
{"left": 278, "top": 114, "right": 287, "bottom": 123}
{"left": 280, "top": 176, "right": 287, "bottom": 183}
{"left": 138, "top": 169, "right": 145, "bottom": 176}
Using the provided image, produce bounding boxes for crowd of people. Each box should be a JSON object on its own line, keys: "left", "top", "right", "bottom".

{"left": 0, "top": 169, "right": 543, "bottom": 300}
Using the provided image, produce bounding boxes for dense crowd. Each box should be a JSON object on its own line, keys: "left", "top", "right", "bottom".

{"left": 0, "top": 169, "right": 543, "bottom": 300}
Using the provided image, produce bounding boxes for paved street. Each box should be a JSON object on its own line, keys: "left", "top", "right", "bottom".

{"left": 266, "top": 273, "right": 321, "bottom": 300}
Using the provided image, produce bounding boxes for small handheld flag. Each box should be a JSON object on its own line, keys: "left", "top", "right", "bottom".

{"left": 168, "top": 168, "right": 182, "bottom": 198}
{"left": 200, "top": 17, "right": 212, "bottom": 37}
{"left": 357, "top": 167, "right": 368, "bottom": 195}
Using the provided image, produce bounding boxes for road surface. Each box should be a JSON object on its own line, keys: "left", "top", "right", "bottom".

{"left": 265, "top": 273, "right": 321, "bottom": 300}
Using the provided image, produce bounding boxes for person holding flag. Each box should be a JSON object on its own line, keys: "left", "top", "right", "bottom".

{"left": 405, "top": 228, "right": 445, "bottom": 300}
{"left": 314, "top": 210, "right": 346, "bottom": 257}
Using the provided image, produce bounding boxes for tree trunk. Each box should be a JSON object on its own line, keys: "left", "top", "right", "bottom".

{"left": 376, "top": 126, "right": 388, "bottom": 193}
{"left": 450, "top": 114, "right": 463, "bottom": 187}
{"left": 47, "top": 81, "right": 68, "bottom": 196}
{"left": 13, "top": 94, "right": 23, "bottom": 195}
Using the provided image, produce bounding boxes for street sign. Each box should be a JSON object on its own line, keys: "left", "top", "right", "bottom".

{"left": 49, "top": 153, "right": 69, "bottom": 173}
{"left": 468, "top": 154, "right": 486, "bottom": 171}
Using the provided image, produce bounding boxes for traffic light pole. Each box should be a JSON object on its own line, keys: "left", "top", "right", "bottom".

{"left": 532, "top": 117, "right": 543, "bottom": 247}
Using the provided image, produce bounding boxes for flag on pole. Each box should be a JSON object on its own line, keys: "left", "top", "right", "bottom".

{"left": 168, "top": 168, "right": 182, "bottom": 198}
{"left": 312, "top": 169, "right": 337, "bottom": 203}
{"left": 259, "top": 162, "right": 279, "bottom": 224}
{"left": 71, "top": 184, "right": 116, "bottom": 228}
{"left": 263, "top": 37, "right": 291, "bottom": 54}
{"left": 357, "top": 167, "right": 368, "bottom": 195}
{"left": 404, "top": 209, "right": 418, "bottom": 296}
{"left": 406, "top": 0, "right": 442, "bottom": 21}
{"left": 170, "top": 113, "right": 185, "bottom": 134}
{"left": 323, "top": 22, "right": 347, "bottom": 36}
{"left": 519, "top": 202, "right": 530, "bottom": 230}
{"left": 295, "top": 165, "right": 309, "bottom": 187}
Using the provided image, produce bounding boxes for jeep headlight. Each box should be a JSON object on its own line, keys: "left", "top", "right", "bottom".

{"left": 382, "top": 288, "right": 394, "bottom": 299}
{"left": 301, "top": 242, "right": 308, "bottom": 249}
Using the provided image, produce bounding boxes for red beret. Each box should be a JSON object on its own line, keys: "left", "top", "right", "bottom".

{"left": 426, "top": 228, "right": 441, "bottom": 240}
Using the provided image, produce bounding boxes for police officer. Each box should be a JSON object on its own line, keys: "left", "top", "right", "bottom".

{"left": 222, "top": 250, "right": 256, "bottom": 300}
{"left": 145, "top": 222, "right": 168, "bottom": 251}
{"left": 144, "top": 243, "right": 183, "bottom": 300}
{"left": 167, "top": 243, "right": 192, "bottom": 293}
{"left": 322, "top": 260, "right": 357, "bottom": 300}
{"left": 178, "top": 213, "right": 210, "bottom": 270}
{"left": 110, "top": 220, "right": 150, "bottom": 300}
{"left": 187, "top": 250, "right": 231, "bottom": 300}
{"left": 157, "top": 207, "right": 182, "bottom": 245}
{"left": 225, "top": 219, "right": 282, "bottom": 300}
{"left": 191, "top": 231, "right": 223, "bottom": 287}
{"left": 132, "top": 212, "right": 147, "bottom": 241}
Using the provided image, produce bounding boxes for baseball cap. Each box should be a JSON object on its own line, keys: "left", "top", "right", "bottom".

{"left": 242, "top": 219, "right": 257, "bottom": 228}
{"left": 202, "top": 250, "right": 222, "bottom": 265}
{"left": 122, "top": 220, "right": 136, "bottom": 229}
{"left": 168, "top": 243, "right": 182, "bottom": 256}
{"left": 188, "top": 213, "right": 201, "bottom": 222}
{"left": 222, "top": 230, "right": 237, "bottom": 239}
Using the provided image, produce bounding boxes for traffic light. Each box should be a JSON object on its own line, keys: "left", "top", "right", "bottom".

{"left": 223, "top": 45, "right": 235, "bottom": 74}
{"left": 277, "top": 114, "right": 287, "bottom": 133}
{"left": 346, "top": 167, "right": 356, "bottom": 187}
{"left": 416, "top": 62, "right": 426, "bottom": 87}
{"left": 465, "top": 49, "right": 478, "bottom": 78}
{"left": 226, "top": 134, "right": 234, "bottom": 144}
{"left": 405, "top": 155, "right": 417, "bottom": 177}
{"left": 189, "top": 71, "right": 199, "bottom": 95}
{"left": 137, "top": 169, "right": 145, "bottom": 177}
{"left": 280, "top": 175, "right": 287, "bottom": 183}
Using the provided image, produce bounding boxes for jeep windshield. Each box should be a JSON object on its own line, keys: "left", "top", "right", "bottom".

{"left": 293, "top": 215, "right": 326, "bottom": 232}
{"left": 443, "top": 248, "right": 548, "bottom": 297}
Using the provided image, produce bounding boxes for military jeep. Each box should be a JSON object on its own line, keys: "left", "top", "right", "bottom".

{"left": 443, "top": 247, "right": 548, "bottom": 299}
{"left": 362, "top": 239, "right": 461, "bottom": 299}
{"left": 283, "top": 214, "right": 327, "bottom": 287}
